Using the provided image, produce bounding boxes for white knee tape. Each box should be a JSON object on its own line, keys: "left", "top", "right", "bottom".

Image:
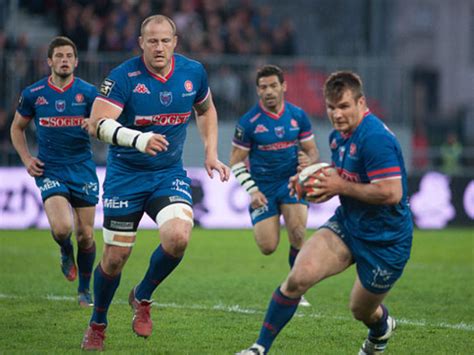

{"left": 155, "top": 203, "right": 194, "bottom": 228}
{"left": 102, "top": 227, "right": 136, "bottom": 247}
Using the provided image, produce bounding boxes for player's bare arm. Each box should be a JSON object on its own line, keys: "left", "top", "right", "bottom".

{"left": 91, "top": 98, "right": 169, "bottom": 156}
{"left": 10, "top": 112, "right": 44, "bottom": 176}
{"left": 194, "top": 93, "right": 230, "bottom": 181}
{"left": 230, "top": 146, "right": 268, "bottom": 208}
{"left": 298, "top": 140, "right": 319, "bottom": 171}
{"left": 309, "top": 171, "right": 403, "bottom": 205}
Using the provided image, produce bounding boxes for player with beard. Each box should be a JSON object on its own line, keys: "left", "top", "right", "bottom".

{"left": 11, "top": 36, "right": 99, "bottom": 307}
{"left": 230, "top": 65, "right": 319, "bottom": 307}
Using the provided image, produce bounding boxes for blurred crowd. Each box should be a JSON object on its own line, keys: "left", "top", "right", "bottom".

{"left": 0, "top": 0, "right": 471, "bottom": 173}
{"left": 22, "top": 0, "right": 297, "bottom": 56}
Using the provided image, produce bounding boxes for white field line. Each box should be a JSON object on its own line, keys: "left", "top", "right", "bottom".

{"left": 1, "top": 293, "right": 473, "bottom": 332}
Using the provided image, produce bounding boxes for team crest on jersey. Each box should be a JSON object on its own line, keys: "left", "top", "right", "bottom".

{"left": 350, "top": 143, "right": 357, "bottom": 156}
{"left": 254, "top": 124, "right": 268, "bottom": 134}
{"left": 100, "top": 78, "right": 115, "bottom": 97}
{"left": 159, "top": 91, "right": 173, "bottom": 106}
{"left": 184, "top": 80, "right": 193, "bottom": 92}
{"left": 330, "top": 138, "right": 337, "bottom": 150}
{"left": 35, "top": 96, "right": 48, "bottom": 106}
{"left": 75, "top": 93, "right": 84, "bottom": 103}
{"left": 290, "top": 119, "right": 298, "bottom": 127}
{"left": 133, "top": 83, "right": 151, "bottom": 94}
{"left": 274, "top": 126, "right": 285, "bottom": 138}
{"left": 55, "top": 100, "right": 66, "bottom": 112}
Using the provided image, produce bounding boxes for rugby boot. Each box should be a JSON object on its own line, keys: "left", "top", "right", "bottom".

{"left": 60, "top": 247, "right": 77, "bottom": 281}
{"left": 359, "top": 316, "right": 397, "bottom": 354}
{"left": 81, "top": 322, "right": 106, "bottom": 351}
{"left": 78, "top": 290, "right": 94, "bottom": 307}
{"left": 129, "top": 287, "right": 153, "bottom": 337}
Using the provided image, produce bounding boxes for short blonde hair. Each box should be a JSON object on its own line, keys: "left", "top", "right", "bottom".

{"left": 140, "top": 15, "right": 177, "bottom": 36}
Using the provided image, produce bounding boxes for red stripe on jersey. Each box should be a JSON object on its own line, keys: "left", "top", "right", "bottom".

{"left": 96, "top": 96, "right": 124, "bottom": 109}
{"left": 142, "top": 56, "right": 175, "bottom": 83}
{"left": 48, "top": 76, "right": 75, "bottom": 93}
{"left": 367, "top": 167, "right": 401, "bottom": 177}
{"left": 258, "top": 101, "right": 285, "bottom": 119}
{"left": 298, "top": 130, "right": 313, "bottom": 138}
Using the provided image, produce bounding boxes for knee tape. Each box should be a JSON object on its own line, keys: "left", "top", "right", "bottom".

{"left": 102, "top": 227, "right": 136, "bottom": 247}
{"left": 155, "top": 203, "right": 194, "bottom": 228}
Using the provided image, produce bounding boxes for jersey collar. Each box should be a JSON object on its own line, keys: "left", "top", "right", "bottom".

{"left": 142, "top": 55, "right": 175, "bottom": 83}
{"left": 47, "top": 75, "right": 75, "bottom": 93}
{"left": 259, "top": 100, "right": 285, "bottom": 120}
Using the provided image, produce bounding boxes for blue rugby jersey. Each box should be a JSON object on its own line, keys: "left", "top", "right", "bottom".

{"left": 329, "top": 111, "right": 413, "bottom": 242}
{"left": 96, "top": 54, "right": 209, "bottom": 171}
{"left": 17, "top": 76, "right": 97, "bottom": 165}
{"left": 232, "top": 101, "right": 314, "bottom": 182}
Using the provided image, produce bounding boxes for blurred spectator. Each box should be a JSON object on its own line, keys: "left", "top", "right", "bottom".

{"left": 285, "top": 61, "right": 326, "bottom": 118}
{"left": 440, "top": 132, "right": 463, "bottom": 175}
{"left": 209, "top": 65, "right": 242, "bottom": 118}
{"left": 412, "top": 124, "right": 430, "bottom": 171}
{"left": 0, "top": 107, "right": 13, "bottom": 164}
{"left": 33, "top": 0, "right": 297, "bottom": 57}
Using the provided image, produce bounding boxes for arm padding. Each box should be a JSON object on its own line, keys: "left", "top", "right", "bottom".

{"left": 231, "top": 162, "right": 259, "bottom": 194}
{"left": 96, "top": 118, "right": 153, "bottom": 153}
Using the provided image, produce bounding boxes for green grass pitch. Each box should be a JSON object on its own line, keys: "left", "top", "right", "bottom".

{"left": 0, "top": 228, "right": 472, "bottom": 354}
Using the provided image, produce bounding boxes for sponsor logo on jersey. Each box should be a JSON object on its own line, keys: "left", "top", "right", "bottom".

{"left": 55, "top": 100, "right": 66, "bottom": 112}
{"left": 35, "top": 96, "right": 49, "bottom": 106}
{"left": 274, "top": 126, "right": 285, "bottom": 138}
{"left": 251, "top": 205, "right": 269, "bottom": 219}
{"left": 169, "top": 196, "right": 190, "bottom": 204}
{"left": 370, "top": 266, "right": 393, "bottom": 290}
{"left": 39, "top": 178, "right": 60, "bottom": 192}
{"left": 159, "top": 91, "right": 173, "bottom": 106}
{"left": 172, "top": 179, "right": 192, "bottom": 199}
{"left": 39, "top": 116, "right": 85, "bottom": 127}
{"left": 75, "top": 93, "right": 84, "bottom": 103}
{"left": 339, "top": 168, "right": 361, "bottom": 182}
{"left": 133, "top": 83, "right": 151, "bottom": 94}
{"left": 184, "top": 80, "right": 193, "bottom": 92}
{"left": 30, "top": 85, "right": 45, "bottom": 93}
{"left": 254, "top": 124, "right": 268, "bottom": 134}
{"left": 100, "top": 78, "right": 115, "bottom": 97}
{"left": 103, "top": 198, "right": 129, "bottom": 209}
{"left": 134, "top": 112, "right": 192, "bottom": 126}
{"left": 109, "top": 220, "right": 134, "bottom": 230}
{"left": 82, "top": 182, "right": 98, "bottom": 196}
{"left": 290, "top": 118, "right": 299, "bottom": 131}
{"left": 127, "top": 70, "right": 142, "bottom": 77}
{"left": 257, "top": 140, "right": 297, "bottom": 151}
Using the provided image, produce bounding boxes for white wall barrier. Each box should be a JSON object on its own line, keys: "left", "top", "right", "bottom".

{"left": 0, "top": 167, "right": 472, "bottom": 229}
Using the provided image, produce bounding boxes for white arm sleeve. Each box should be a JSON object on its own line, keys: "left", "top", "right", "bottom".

{"left": 231, "top": 162, "right": 259, "bottom": 194}
{"left": 96, "top": 118, "right": 153, "bottom": 153}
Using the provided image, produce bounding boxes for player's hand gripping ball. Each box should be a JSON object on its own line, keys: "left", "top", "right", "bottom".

{"left": 295, "top": 162, "right": 338, "bottom": 203}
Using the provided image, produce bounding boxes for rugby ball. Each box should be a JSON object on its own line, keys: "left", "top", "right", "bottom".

{"left": 295, "top": 162, "right": 337, "bottom": 202}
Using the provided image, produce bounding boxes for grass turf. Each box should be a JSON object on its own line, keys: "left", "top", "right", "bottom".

{"left": 0, "top": 228, "right": 472, "bottom": 354}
